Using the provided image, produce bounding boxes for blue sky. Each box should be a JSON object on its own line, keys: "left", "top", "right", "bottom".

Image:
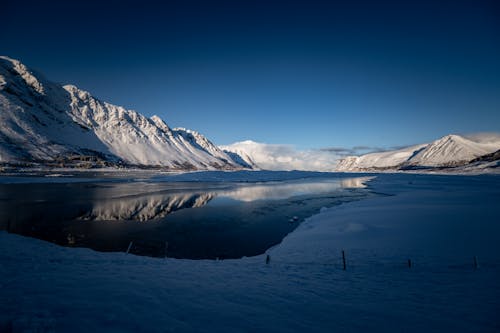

{"left": 2, "top": 0, "right": 499, "bottom": 150}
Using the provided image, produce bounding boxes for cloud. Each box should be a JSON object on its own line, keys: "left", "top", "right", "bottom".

{"left": 351, "top": 146, "right": 375, "bottom": 151}
{"left": 353, "top": 146, "right": 390, "bottom": 153}
{"left": 320, "top": 145, "right": 390, "bottom": 156}
{"left": 221, "top": 140, "right": 342, "bottom": 172}
{"left": 319, "top": 147, "right": 355, "bottom": 155}
{"left": 462, "top": 132, "right": 500, "bottom": 144}
{"left": 389, "top": 144, "right": 415, "bottom": 151}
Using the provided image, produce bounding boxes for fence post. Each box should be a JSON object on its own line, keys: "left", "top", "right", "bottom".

{"left": 165, "top": 241, "right": 169, "bottom": 258}
{"left": 266, "top": 255, "right": 270, "bottom": 264}
{"left": 126, "top": 241, "right": 133, "bottom": 254}
{"left": 408, "top": 259, "right": 412, "bottom": 268}
{"left": 342, "top": 250, "right": 346, "bottom": 270}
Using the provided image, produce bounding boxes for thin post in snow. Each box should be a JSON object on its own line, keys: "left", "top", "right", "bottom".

{"left": 266, "top": 255, "right": 270, "bottom": 264}
{"left": 342, "top": 250, "right": 346, "bottom": 270}
{"left": 126, "top": 241, "right": 133, "bottom": 254}
{"left": 473, "top": 256, "right": 478, "bottom": 269}
{"left": 408, "top": 259, "right": 412, "bottom": 268}
{"left": 164, "top": 241, "right": 169, "bottom": 258}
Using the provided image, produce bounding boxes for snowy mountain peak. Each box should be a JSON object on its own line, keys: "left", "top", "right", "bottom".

{"left": 0, "top": 56, "right": 45, "bottom": 95}
{"left": 0, "top": 56, "right": 250, "bottom": 170}
{"left": 150, "top": 115, "right": 172, "bottom": 133}
{"left": 63, "top": 84, "right": 91, "bottom": 100}
{"left": 431, "top": 134, "right": 467, "bottom": 148}
{"left": 443, "top": 134, "right": 460, "bottom": 140}
{"left": 408, "top": 134, "right": 498, "bottom": 167}
{"left": 336, "top": 134, "right": 500, "bottom": 171}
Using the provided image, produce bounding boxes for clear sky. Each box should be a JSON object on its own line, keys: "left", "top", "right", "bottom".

{"left": 2, "top": 0, "right": 499, "bottom": 150}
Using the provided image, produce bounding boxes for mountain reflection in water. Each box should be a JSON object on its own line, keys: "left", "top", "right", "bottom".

{"left": 79, "top": 192, "right": 216, "bottom": 221}
{"left": 77, "top": 177, "right": 372, "bottom": 222}
{"left": 0, "top": 177, "right": 373, "bottom": 258}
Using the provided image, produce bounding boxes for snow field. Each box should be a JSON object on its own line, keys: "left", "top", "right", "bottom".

{"left": 1, "top": 173, "right": 499, "bottom": 332}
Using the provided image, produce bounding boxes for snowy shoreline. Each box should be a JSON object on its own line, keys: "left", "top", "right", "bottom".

{"left": 0, "top": 170, "right": 367, "bottom": 184}
{"left": 0, "top": 166, "right": 499, "bottom": 186}
{"left": 1, "top": 173, "right": 499, "bottom": 332}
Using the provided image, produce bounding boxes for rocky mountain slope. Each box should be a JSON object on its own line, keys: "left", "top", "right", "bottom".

{"left": 0, "top": 56, "right": 247, "bottom": 170}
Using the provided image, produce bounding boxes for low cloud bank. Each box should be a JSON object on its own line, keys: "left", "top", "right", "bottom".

{"left": 463, "top": 132, "right": 500, "bottom": 144}
{"left": 221, "top": 141, "right": 341, "bottom": 172}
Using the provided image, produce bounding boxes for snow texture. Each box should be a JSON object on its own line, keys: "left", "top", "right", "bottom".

{"left": 1, "top": 173, "right": 499, "bottom": 332}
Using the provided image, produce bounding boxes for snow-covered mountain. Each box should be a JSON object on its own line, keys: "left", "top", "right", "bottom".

{"left": 336, "top": 134, "right": 500, "bottom": 171}
{"left": 405, "top": 134, "right": 500, "bottom": 167}
{"left": 220, "top": 141, "right": 260, "bottom": 169}
{"left": 335, "top": 144, "right": 428, "bottom": 171}
{"left": 3, "top": 56, "right": 498, "bottom": 173}
{"left": 0, "top": 56, "right": 247, "bottom": 170}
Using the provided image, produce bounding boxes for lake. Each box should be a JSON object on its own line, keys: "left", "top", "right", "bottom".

{"left": 0, "top": 174, "right": 373, "bottom": 259}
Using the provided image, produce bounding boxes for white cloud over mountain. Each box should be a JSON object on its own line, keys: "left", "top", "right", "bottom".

{"left": 463, "top": 132, "right": 500, "bottom": 144}
{"left": 221, "top": 140, "right": 341, "bottom": 172}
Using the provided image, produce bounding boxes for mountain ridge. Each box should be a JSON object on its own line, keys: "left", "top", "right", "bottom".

{"left": 336, "top": 134, "right": 500, "bottom": 172}
{"left": 0, "top": 56, "right": 248, "bottom": 170}
{"left": 2, "top": 56, "right": 499, "bottom": 173}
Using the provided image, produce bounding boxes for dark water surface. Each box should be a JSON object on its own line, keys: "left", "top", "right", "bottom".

{"left": 0, "top": 176, "right": 372, "bottom": 259}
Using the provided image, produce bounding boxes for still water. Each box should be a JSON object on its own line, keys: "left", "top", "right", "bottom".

{"left": 0, "top": 176, "right": 372, "bottom": 259}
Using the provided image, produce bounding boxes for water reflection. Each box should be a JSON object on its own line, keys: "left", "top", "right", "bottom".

{"left": 221, "top": 177, "right": 372, "bottom": 202}
{"left": 76, "top": 177, "right": 374, "bottom": 221}
{"left": 340, "top": 177, "right": 373, "bottom": 189}
{"left": 79, "top": 192, "right": 215, "bottom": 221}
{"left": 0, "top": 177, "right": 372, "bottom": 258}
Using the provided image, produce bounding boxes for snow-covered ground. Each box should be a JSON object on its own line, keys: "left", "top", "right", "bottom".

{"left": 1, "top": 173, "right": 499, "bottom": 332}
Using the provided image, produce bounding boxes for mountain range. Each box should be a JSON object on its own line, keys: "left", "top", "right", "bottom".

{"left": 335, "top": 134, "right": 500, "bottom": 172}
{"left": 0, "top": 56, "right": 246, "bottom": 170}
{"left": 1, "top": 56, "right": 499, "bottom": 173}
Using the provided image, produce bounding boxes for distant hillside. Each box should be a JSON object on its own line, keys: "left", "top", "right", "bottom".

{"left": 335, "top": 134, "right": 500, "bottom": 172}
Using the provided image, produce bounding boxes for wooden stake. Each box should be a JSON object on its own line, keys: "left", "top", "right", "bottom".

{"left": 266, "top": 255, "right": 270, "bottom": 264}
{"left": 408, "top": 259, "right": 412, "bottom": 268}
{"left": 126, "top": 241, "right": 133, "bottom": 254}
{"left": 342, "top": 250, "right": 346, "bottom": 270}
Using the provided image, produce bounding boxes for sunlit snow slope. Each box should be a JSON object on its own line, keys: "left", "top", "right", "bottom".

{"left": 0, "top": 56, "right": 246, "bottom": 170}
{"left": 336, "top": 134, "right": 500, "bottom": 171}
